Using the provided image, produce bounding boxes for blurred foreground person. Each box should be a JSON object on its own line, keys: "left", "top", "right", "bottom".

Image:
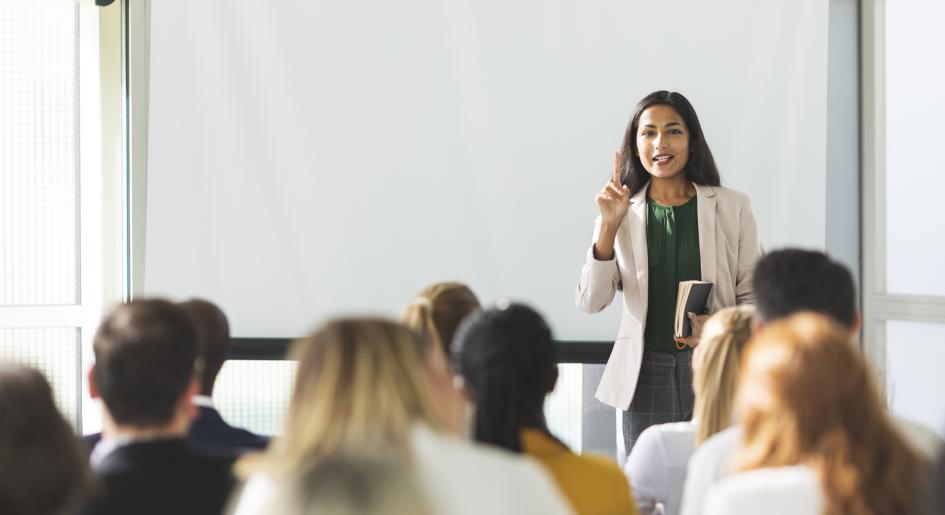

{"left": 240, "top": 454, "right": 433, "bottom": 515}
{"left": 0, "top": 364, "right": 90, "bottom": 515}
{"left": 229, "top": 318, "right": 572, "bottom": 515}
{"left": 705, "top": 313, "right": 925, "bottom": 515}
{"left": 82, "top": 300, "right": 235, "bottom": 515}
{"left": 454, "top": 303, "right": 636, "bottom": 515}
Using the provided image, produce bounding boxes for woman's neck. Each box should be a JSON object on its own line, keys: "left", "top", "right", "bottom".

{"left": 649, "top": 175, "right": 695, "bottom": 206}
{"left": 521, "top": 411, "right": 548, "bottom": 432}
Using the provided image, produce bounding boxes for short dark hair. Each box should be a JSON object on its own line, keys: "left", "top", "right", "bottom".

{"left": 0, "top": 365, "right": 89, "bottom": 515}
{"left": 453, "top": 303, "right": 557, "bottom": 452}
{"left": 752, "top": 249, "right": 857, "bottom": 328}
{"left": 178, "top": 299, "right": 230, "bottom": 396}
{"left": 618, "top": 91, "right": 722, "bottom": 193}
{"left": 92, "top": 299, "right": 198, "bottom": 426}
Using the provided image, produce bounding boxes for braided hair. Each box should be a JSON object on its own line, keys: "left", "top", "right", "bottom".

{"left": 453, "top": 303, "right": 558, "bottom": 452}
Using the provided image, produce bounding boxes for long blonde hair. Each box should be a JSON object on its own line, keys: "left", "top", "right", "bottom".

{"left": 402, "top": 282, "right": 480, "bottom": 364}
{"left": 692, "top": 305, "right": 754, "bottom": 445}
{"left": 261, "top": 318, "right": 445, "bottom": 476}
{"left": 734, "top": 313, "right": 923, "bottom": 515}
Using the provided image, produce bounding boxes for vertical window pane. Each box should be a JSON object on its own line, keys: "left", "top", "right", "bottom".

{"left": 885, "top": 0, "right": 945, "bottom": 296}
{"left": 546, "top": 363, "right": 583, "bottom": 453}
{"left": 0, "top": 327, "right": 81, "bottom": 428}
{"left": 886, "top": 320, "right": 945, "bottom": 438}
{"left": 0, "top": 0, "right": 80, "bottom": 306}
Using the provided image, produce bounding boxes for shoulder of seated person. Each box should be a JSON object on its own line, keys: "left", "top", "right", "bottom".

{"left": 708, "top": 465, "right": 820, "bottom": 507}
{"left": 688, "top": 426, "right": 741, "bottom": 469}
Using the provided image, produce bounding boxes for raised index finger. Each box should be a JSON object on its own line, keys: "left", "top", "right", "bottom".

{"left": 613, "top": 151, "right": 622, "bottom": 185}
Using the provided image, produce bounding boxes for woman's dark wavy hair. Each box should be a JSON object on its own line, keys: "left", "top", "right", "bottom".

{"left": 452, "top": 303, "right": 557, "bottom": 452}
{"left": 618, "top": 91, "right": 721, "bottom": 192}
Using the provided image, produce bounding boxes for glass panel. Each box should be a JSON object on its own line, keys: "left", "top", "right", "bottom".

{"left": 213, "top": 360, "right": 592, "bottom": 452}
{"left": 0, "top": 0, "right": 80, "bottom": 305}
{"left": 0, "top": 327, "right": 81, "bottom": 428}
{"left": 214, "top": 360, "right": 297, "bottom": 436}
{"left": 886, "top": 320, "right": 945, "bottom": 438}
{"left": 546, "top": 363, "right": 583, "bottom": 453}
{"left": 884, "top": 0, "right": 945, "bottom": 296}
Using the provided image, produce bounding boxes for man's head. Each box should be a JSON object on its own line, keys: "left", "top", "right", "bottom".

{"left": 90, "top": 299, "right": 198, "bottom": 429}
{"left": 752, "top": 249, "right": 858, "bottom": 330}
{"left": 178, "top": 299, "right": 230, "bottom": 396}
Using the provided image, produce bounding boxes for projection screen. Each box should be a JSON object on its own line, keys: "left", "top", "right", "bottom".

{"left": 144, "top": 0, "right": 828, "bottom": 340}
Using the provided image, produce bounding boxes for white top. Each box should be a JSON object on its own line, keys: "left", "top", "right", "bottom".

{"left": 230, "top": 424, "right": 574, "bottom": 515}
{"left": 679, "top": 426, "right": 740, "bottom": 515}
{"left": 624, "top": 420, "right": 696, "bottom": 515}
{"left": 680, "top": 416, "right": 942, "bottom": 515}
{"left": 704, "top": 466, "right": 821, "bottom": 515}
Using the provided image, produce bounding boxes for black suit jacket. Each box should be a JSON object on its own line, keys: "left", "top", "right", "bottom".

{"left": 82, "top": 407, "right": 269, "bottom": 455}
{"left": 190, "top": 406, "right": 269, "bottom": 452}
{"left": 81, "top": 438, "right": 236, "bottom": 515}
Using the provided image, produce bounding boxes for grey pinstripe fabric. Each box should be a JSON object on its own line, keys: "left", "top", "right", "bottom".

{"left": 622, "top": 350, "right": 695, "bottom": 452}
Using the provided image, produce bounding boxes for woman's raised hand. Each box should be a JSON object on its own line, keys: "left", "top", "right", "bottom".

{"left": 596, "top": 152, "right": 631, "bottom": 227}
{"left": 592, "top": 152, "right": 632, "bottom": 261}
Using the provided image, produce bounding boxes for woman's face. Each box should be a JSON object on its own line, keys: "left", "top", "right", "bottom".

{"left": 635, "top": 105, "right": 691, "bottom": 179}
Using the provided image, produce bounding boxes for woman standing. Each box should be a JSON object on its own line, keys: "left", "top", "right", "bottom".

{"left": 575, "top": 91, "right": 761, "bottom": 452}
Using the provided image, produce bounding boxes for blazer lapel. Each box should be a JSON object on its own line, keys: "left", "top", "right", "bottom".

{"left": 695, "top": 184, "right": 718, "bottom": 302}
{"left": 628, "top": 183, "right": 650, "bottom": 307}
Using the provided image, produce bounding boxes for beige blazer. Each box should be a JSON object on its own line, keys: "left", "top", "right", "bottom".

{"left": 575, "top": 183, "right": 761, "bottom": 410}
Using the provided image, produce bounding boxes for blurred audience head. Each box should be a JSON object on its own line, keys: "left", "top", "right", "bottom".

{"left": 691, "top": 305, "right": 754, "bottom": 445}
{"left": 402, "top": 282, "right": 480, "bottom": 368}
{"left": 91, "top": 299, "right": 199, "bottom": 430}
{"left": 752, "top": 249, "right": 857, "bottom": 329}
{"left": 178, "top": 298, "right": 230, "bottom": 396}
{"left": 265, "top": 318, "right": 450, "bottom": 476}
{"left": 263, "top": 454, "right": 433, "bottom": 515}
{"left": 453, "top": 302, "right": 557, "bottom": 452}
{"left": 734, "top": 313, "right": 922, "bottom": 515}
{"left": 0, "top": 364, "right": 90, "bottom": 515}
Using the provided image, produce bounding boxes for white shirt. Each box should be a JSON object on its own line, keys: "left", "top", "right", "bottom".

{"left": 679, "top": 417, "right": 942, "bottom": 515}
{"left": 230, "top": 424, "right": 574, "bottom": 515}
{"left": 704, "top": 466, "right": 821, "bottom": 515}
{"left": 624, "top": 421, "right": 696, "bottom": 515}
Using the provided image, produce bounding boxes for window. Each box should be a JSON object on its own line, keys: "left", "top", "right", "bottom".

{"left": 0, "top": 0, "right": 124, "bottom": 431}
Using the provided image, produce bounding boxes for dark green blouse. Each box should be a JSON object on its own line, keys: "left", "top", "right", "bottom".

{"left": 644, "top": 196, "right": 701, "bottom": 353}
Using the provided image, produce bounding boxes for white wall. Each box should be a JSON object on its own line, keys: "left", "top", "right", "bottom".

{"left": 144, "top": 0, "right": 829, "bottom": 339}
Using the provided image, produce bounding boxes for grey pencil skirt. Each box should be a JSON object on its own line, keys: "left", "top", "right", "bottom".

{"left": 622, "top": 349, "right": 695, "bottom": 452}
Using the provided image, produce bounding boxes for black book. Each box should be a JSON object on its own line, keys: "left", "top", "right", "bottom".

{"left": 674, "top": 281, "right": 713, "bottom": 338}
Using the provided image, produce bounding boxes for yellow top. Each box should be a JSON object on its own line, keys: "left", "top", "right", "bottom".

{"left": 521, "top": 428, "right": 639, "bottom": 515}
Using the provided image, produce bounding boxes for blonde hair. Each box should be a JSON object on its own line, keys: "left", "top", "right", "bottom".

{"left": 402, "top": 282, "right": 480, "bottom": 364}
{"left": 259, "top": 318, "right": 445, "bottom": 476}
{"left": 734, "top": 313, "right": 923, "bottom": 515}
{"left": 692, "top": 305, "right": 754, "bottom": 445}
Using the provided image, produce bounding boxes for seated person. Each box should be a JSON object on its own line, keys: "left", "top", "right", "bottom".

{"left": 704, "top": 313, "right": 923, "bottom": 515}
{"left": 81, "top": 299, "right": 235, "bottom": 515}
{"left": 178, "top": 298, "right": 268, "bottom": 452}
{"left": 680, "top": 249, "right": 941, "bottom": 515}
{"left": 453, "top": 303, "right": 638, "bottom": 515}
{"left": 85, "top": 299, "right": 268, "bottom": 454}
{"left": 229, "top": 317, "right": 573, "bottom": 515}
{"left": 625, "top": 305, "right": 754, "bottom": 515}
{"left": 0, "top": 364, "right": 90, "bottom": 515}
{"left": 402, "top": 281, "right": 481, "bottom": 369}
